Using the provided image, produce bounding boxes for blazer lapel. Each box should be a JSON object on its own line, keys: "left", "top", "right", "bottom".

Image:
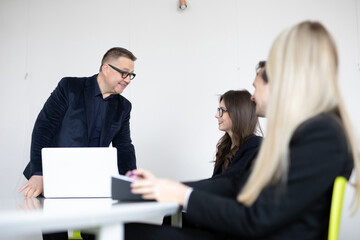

{"left": 213, "top": 145, "right": 231, "bottom": 176}
{"left": 100, "top": 95, "right": 119, "bottom": 146}
{"left": 213, "top": 159, "right": 224, "bottom": 175}
{"left": 84, "top": 76, "right": 96, "bottom": 141}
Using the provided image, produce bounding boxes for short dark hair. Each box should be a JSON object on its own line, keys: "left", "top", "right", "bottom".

{"left": 100, "top": 47, "right": 137, "bottom": 72}
{"left": 256, "top": 61, "right": 268, "bottom": 83}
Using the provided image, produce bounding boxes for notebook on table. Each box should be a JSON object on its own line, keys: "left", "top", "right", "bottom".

{"left": 111, "top": 175, "right": 146, "bottom": 201}
{"left": 42, "top": 147, "right": 118, "bottom": 198}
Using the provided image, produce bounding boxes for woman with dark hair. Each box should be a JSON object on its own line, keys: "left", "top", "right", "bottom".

{"left": 212, "top": 90, "right": 262, "bottom": 178}
{"left": 125, "top": 21, "right": 359, "bottom": 240}
{"left": 161, "top": 89, "right": 262, "bottom": 226}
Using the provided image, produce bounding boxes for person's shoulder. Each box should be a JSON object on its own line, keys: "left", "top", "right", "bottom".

{"left": 248, "top": 135, "right": 263, "bottom": 143}
{"left": 116, "top": 94, "right": 132, "bottom": 106}
{"left": 117, "top": 94, "right": 130, "bottom": 102}
{"left": 296, "top": 113, "right": 343, "bottom": 133}
{"left": 291, "top": 112, "right": 353, "bottom": 179}
{"left": 111, "top": 94, "right": 132, "bottom": 113}
{"left": 293, "top": 112, "right": 346, "bottom": 145}
{"left": 58, "top": 74, "right": 96, "bottom": 88}
{"left": 233, "top": 135, "right": 262, "bottom": 160}
{"left": 243, "top": 135, "right": 263, "bottom": 148}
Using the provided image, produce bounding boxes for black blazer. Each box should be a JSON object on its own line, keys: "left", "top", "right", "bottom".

{"left": 162, "top": 135, "right": 262, "bottom": 227}
{"left": 185, "top": 114, "right": 353, "bottom": 240}
{"left": 212, "top": 135, "right": 262, "bottom": 178}
{"left": 23, "top": 75, "right": 136, "bottom": 178}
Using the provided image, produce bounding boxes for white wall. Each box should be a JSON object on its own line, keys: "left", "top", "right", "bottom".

{"left": 0, "top": 0, "right": 359, "bottom": 239}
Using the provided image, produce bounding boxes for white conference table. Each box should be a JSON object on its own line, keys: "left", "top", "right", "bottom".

{"left": 0, "top": 194, "right": 180, "bottom": 240}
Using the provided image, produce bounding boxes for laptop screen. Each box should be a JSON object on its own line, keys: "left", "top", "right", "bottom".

{"left": 42, "top": 147, "right": 118, "bottom": 198}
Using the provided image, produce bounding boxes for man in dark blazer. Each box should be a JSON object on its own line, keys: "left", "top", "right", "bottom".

{"left": 19, "top": 47, "right": 137, "bottom": 198}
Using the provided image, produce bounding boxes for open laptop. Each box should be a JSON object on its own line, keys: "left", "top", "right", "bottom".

{"left": 42, "top": 147, "right": 118, "bottom": 198}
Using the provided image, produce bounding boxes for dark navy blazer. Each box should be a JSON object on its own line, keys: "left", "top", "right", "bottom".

{"left": 23, "top": 74, "right": 136, "bottom": 179}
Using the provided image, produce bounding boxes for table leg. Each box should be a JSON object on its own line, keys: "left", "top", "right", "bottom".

{"left": 98, "top": 223, "right": 123, "bottom": 240}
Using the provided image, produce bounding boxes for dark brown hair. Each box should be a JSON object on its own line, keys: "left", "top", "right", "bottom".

{"left": 214, "top": 90, "right": 260, "bottom": 172}
{"left": 100, "top": 47, "right": 137, "bottom": 71}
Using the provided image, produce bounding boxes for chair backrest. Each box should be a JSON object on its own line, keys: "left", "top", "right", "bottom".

{"left": 328, "top": 176, "right": 347, "bottom": 240}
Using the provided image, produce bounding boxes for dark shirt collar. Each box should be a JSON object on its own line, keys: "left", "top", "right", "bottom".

{"left": 94, "top": 76, "right": 115, "bottom": 100}
{"left": 94, "top": 79, "right": 102, "bottom": 97}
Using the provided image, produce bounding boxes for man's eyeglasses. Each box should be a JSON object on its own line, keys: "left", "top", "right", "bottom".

{"left": 217, "top": 107, "right": 228, "bottom": 117}
{"left": 108, "top": 64, "right": 136, "bottom": 80}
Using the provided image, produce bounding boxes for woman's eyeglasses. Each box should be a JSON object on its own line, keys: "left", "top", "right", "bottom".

{"left": 217, "top": 108, "right": 228, "bottom": 117}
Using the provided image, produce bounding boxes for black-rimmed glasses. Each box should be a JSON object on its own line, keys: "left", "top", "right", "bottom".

{"left": 217, "top": 108, "right": 228, "bottom": 117}
{"left": 108, "top": 64, "right": 136, "bottom": 80}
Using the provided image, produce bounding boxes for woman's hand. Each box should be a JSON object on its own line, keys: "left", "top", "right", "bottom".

{"left": 130, "top": 169, "right": 190, "bottom": 206}
{"left": 126, "top": 169, "right": 143, "bottom": 180}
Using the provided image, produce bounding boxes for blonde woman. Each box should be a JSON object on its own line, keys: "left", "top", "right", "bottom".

{"left": 125, "top": 21, "right": 359, "bottom": 240}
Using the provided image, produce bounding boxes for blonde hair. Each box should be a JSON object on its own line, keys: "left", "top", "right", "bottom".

{"left": 237, "top": 21, "right": 360, "bottom": 212}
